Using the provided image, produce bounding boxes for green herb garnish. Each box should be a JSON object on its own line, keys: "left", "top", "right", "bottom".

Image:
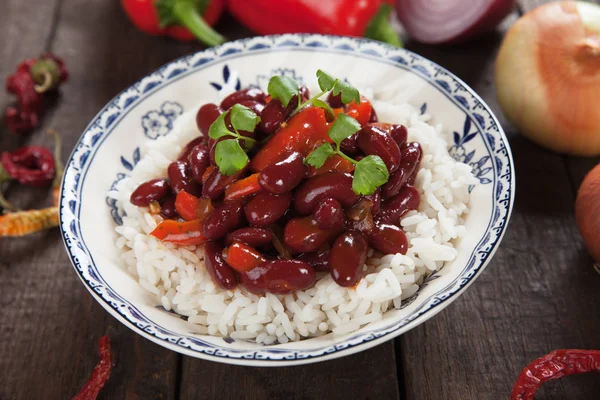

{"left": 304, "top": 114, "right": 389, "bottom": 195}
{"left": 208, "top": 104, "right": 260, "bottom": 176}
{"left": 267, "top": 76, "right": 300, "bottom": 107}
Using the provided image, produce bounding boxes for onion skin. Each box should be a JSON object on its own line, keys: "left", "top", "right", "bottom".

{"left": 495, "top": 2, "right": 600, "bottom": 156}
{"left": 396, "top": 0, "right": 515, "bottom": 44}
{"left": 575, "top": 164, "right": 600, "bottom": 264}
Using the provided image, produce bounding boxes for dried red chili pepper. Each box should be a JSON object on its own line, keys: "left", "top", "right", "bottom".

{"left": 5, "top": 53, "right": 68, "bottom": 134}
{"left": 511, "top": 349, "right": 600, "bottom": 400}
{"left": 1, "top": 145, "right": 56, "bottom": 187}
{"left": 72, "top": 335, "right": 112, "bottom": 400}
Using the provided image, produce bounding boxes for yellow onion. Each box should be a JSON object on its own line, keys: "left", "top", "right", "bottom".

{"left": 575, "top": 163, "right": 600, "bottom": 270}
{"left": 495, "top": 1, "right": 600, "bottom": 156}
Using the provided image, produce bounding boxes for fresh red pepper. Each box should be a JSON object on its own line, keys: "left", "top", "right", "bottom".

{"left": 72, "top": 335, "right": 112, "bottom": 400}
{"left": 511, "top": 349, "right": 600, "bottom": 400}
{"left": 228, "top": 0, "right": 402, "bottom": 46}
{"left": 346, "top": 95, "right": 373, "bottom": 127}
{"left": 225, "top": 241, "right": 266, "bottom": 272}
{"left": 121, "top": 0, "right": 226, "bottom": 46}
{"left": 175, "top": 191, "right": 214, "bottom": 221}
{"left": 223, "top": 173, "right": 261, "bottom": 201}
{"left": 250, "top": 106, "right": 330, "bottom": 172}
{"left": 5, "top": 54, "right": 68, "bottom": 134}
{"left": 1, "top": 146, "right": 56, "bottom": 187}
{"left": 150, "top": 219, "right": 208, "bottom": 245}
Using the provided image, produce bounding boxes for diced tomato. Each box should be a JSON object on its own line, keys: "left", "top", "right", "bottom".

{"left": 250, "top": 107, "right": 330, "bottom": 172}
{"left": 150, "top": 219, "right": 208, "bottom": 246}
{"left": 225, "top": 241, "right": 265, "bottom": 272}
{"left": 224, "top": 173, "right": 261, "bottom": 201}
{"left": 346, "top": 95, "right": 373, "bottom": 126}
{"left": 307, "top": 154, "right": 355, "bottom": 177}
{"left": 175, "top": 191, "right": 202, "bottom": 221}
{"left": 202, "top": 165, "right": 215, "bottom": 184}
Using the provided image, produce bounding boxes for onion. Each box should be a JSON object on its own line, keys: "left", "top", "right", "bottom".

{"left": 396, "top": 0, "right": 515, "bottom": 44}
{"left": 495, "top": 2, "right": 600, "bottom": 156}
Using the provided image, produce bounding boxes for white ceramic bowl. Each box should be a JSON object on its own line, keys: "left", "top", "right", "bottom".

{"left": 60, "top": 34, "right": 515, "bottom": 366}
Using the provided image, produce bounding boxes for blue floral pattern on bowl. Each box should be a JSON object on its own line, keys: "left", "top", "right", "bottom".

{"left": 60, "top": 34, "right": 515, "bottom": 366}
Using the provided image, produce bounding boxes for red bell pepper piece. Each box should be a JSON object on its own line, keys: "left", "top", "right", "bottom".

{"left": 307, "top": 154, "right": 355, "bottom": 177}
{"left": 174, "top": 190, "right": 200, "bottom": 221}
{"left": 150, "top": 219, "right": 208, "bottom": 245}
{"left": 225, "top": 241, "right": 266, "bottom": 272}
{"left": 346, "top": 95, "right": 373, "bottom": 127}
{"left": 224, "top": 173, "right": 261, "bottom": 201}
{"left": 250, "top": 106, "right": 330, "bottom": 172}
{"left": 121, "top": 0, "right": 226, "bottom": 46}
{"left": 227, "top": 0, "right": 402, "bottom": 46}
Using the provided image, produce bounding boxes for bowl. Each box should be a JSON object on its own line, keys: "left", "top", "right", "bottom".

{"left": 59, "top": 34, "right": 515, "bottom": 366}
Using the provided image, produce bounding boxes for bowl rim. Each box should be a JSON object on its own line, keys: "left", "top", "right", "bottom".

{"left": 59, "top": 33, "right": 515, "bottom": 366}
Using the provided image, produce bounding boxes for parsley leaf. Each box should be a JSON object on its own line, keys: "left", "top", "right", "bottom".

{"left": 328, "top": 113, "right": 362, "bottom": 146}
{"left": 352, "top": 155, "right": 389, "bottom": 195}
{"left": 230, "top": 104, "right": 260, "bottom": 133}
{"left": 304, "top": 144, "right": 335, "bottom": 169}
{"left": 208, "top": 113, "right": 232, "bottom": 140}
{"left": 214, "top": 140, "right": 249, "bottom": 176}
{"left": 267, "top": 76, "right": 299, "bottom": 107}
{"left": 316, "top": 70, "right": 360, "bottom": 105}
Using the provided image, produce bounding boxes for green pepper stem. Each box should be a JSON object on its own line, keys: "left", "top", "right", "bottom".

{"left": 172, "top": 0, "right": 226, "bottom": 47}
{"left": 0, "top": 166, "right": 15, "bottom": 212}
{"left": 364, "top": 4, "right": 403, "bottom": 47}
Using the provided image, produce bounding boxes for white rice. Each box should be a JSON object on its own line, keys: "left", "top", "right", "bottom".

{"left": 109, "top": 89, "right": 478, "bottom": 343}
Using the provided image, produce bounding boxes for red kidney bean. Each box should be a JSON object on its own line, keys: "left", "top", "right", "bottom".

{"left": 202, "top": 200, "right": 244, "bottom": 240}
{"left": 365, "top": 188, "right": 382, "bottom": 215}
{"left": 159, "top": 195, "right": 179, "bottom": 219}
{"left": 220, "top": 88, "right": 267, "bottom": 110}
{"left": 313, "top": 198, "right": 345, "bottom": 230}
{"left": 167, "top": 161, "right": 202, "bottom": 197}
{"left": 327, "top": 92, "right": 343, "bottom": 108}
{"left": 202, "top": 167, "right": 246, "bottom": 199}
{"left": 187, "top": 144, "right": 210, "bottom": 183}
{"left": 204, "top": 241, "right": 238, "bottom": 290}
{"left": 245, "top": 191, "right": 292, "bottom": 226}
{"left": 196, "top": 103, "right": 223, "bottom": 136}
{"left": 240, "top": 260, "right": 316, "bottom": 294}
{"left": 369, "top": 108, "right": 378, "bottom": 123}
{"left": 259, "top": 99, "right": 286, "bottom": 134}
{"left": 378, "top": 186, "right": 421, "bottom": 225}
{"left": 258, "top": 151, "right": 306, "bottom": 194}
{"left": 225, "top": 227, "right": 273, "bottom": 249}
{"left": 357, "top": 123, "right": 402, "bottom": 173}
{"left": 390, "top": 125, "right": 408, "bottom": 148}
{"left": 294, "top": 172, "right": 359, "bottom": 215}
{"left": 238, "top": 100, "right": 265, "bottom": 115}
{"left": 296, "top": 250, "right": 330, "bottom": 271}
{"left": 340, "top": 132, "right": 359, "bottom": 155}
{"left": 284, "top": 216, "right": 341, "bottom": 253}
{"left": 330, "top": 231, "right": 369, "bottom": 287}
{"left": 178, "top": 137, "right": 206, "bottom": 161}
{"left": 300, "top": 86, "right": 310, "bottom": 100}
{"left": 370, "top": 223, "right": 408, "bottom": 255}
{"left": 130, "top": 179, "right": 172, "bottom": 206}
{"left": 382, "top": 142, "right": 422, "bottom": 199}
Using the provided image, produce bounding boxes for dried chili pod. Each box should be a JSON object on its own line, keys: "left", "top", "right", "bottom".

{"left": 72, "top": 335, "right": 112, "bottom": 400}
{"left": 1, "top": 145, "right": 56, "bottom": 187}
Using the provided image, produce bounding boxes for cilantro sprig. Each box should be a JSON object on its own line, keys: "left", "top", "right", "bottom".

{"left": 305, "top": 114, "right": 389, "bottom": 195}
{"left": 208, "top": 103, "right": 260, "bottom": 176}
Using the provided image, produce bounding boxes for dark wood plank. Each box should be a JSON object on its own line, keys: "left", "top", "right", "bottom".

{"left": 180, "top": 343, "right": 400, "bottom": 400}
{"left": 399, "top": 3, "right": 600, "bottom": 399}
{"left": 0, "top": 0, "right": 197, "bottom": 398}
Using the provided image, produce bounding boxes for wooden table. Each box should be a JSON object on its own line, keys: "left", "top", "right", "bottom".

{"left": 1, "top": 1, "right": 599, "bottom": 398}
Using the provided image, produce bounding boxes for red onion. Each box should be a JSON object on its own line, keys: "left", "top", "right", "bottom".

{"left": 396, "top": 0, "right": 516, "bottom": 44}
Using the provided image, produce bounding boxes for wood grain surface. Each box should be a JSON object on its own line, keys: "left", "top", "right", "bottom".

{"left": 1, "top": 1, "right": 599, "bottom": 399}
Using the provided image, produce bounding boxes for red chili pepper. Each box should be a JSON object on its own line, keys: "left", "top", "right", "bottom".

{"left": 72, "top": 335, "right": 112, "bottom": 400}
{"left": 511, "top": 349, "right": 600, "bottom": 400}
{"left": 223, "top": 173, "right": 261, "bottom": 201}
{"left": 5, "top": 54, "right": 68, "bottom": 134}
{"left": 150, "top": 219, "right": 209, "bottom": 245}
{"left": 1, "top": 146, "right": 56, "bottom": 187}
{"left": 121, "top": 0, "right": 226, "bottom": 46}
{"left": 228, "top": 0, "right": 402, "bottom": 46}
